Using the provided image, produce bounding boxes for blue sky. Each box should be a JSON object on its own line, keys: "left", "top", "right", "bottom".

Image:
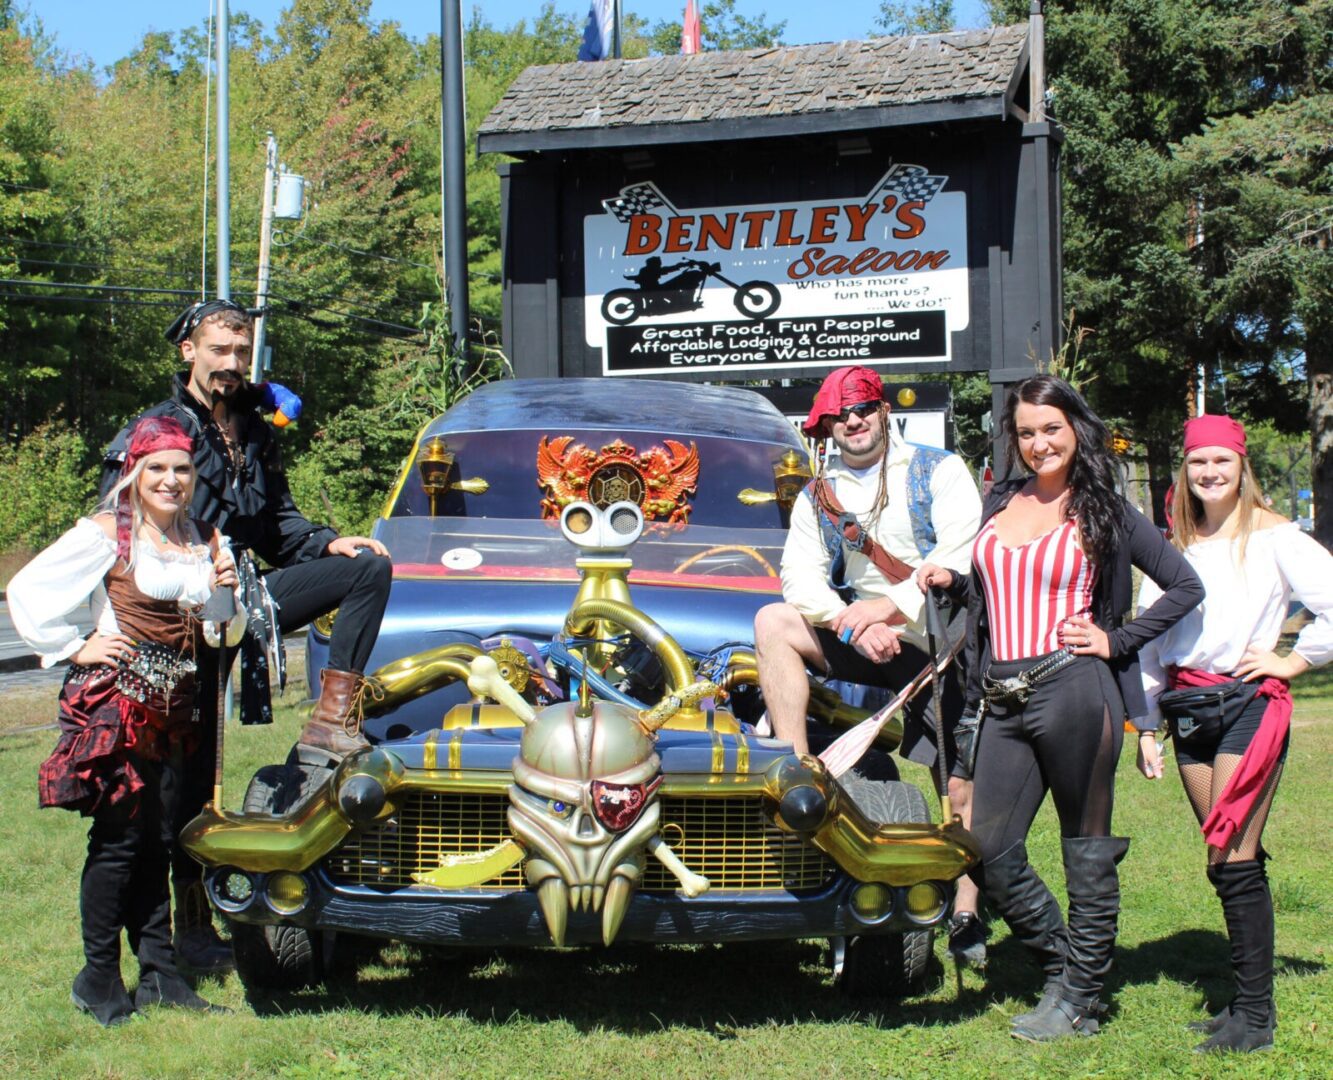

{"left": 33, "top": 2, "right": 994, "bottom": 70}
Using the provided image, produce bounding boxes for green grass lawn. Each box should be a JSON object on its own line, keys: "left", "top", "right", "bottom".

{"left": 0, "top": 666, "right": 1328, "bottom": 1080}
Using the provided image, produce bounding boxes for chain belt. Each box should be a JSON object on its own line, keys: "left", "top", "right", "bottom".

{"left": 982, "top": 646, "right": 1078, "bottom": 709}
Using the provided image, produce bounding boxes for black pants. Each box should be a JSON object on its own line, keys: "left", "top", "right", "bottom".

{"left": 171, "top": 550, "right": 392, "bottom": 885}
{"left": 82, "top": 749, "right": 179, "bottom": 978}
{"left": 969, "top": 654, "right": 1124, "bottom": 862}
{"left": 813, "top": 626, "right": 967, "bottom": 778}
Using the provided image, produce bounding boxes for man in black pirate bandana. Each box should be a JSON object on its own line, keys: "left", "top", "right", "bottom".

{"left": 102, "top": 299, "right": 393, "bottom": 970}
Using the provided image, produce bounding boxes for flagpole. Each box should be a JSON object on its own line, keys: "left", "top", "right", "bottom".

{"left": 440, "top": 0, "right": 470, "bottom": 364}
{"left": 613, "top": 0, "right": 622, "bottom": 58}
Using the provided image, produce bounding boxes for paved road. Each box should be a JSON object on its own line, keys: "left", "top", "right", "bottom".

{"left": 0, "top": 598, "right": 92, "bottom": 674}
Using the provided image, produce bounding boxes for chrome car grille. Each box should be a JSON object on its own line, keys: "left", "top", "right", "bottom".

{"left": 324, "top": 792, "right": 835, "bottom": 892}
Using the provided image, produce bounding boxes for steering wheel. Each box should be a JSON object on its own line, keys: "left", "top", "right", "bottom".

{"left": 675, "top": 544, "right": 777, "bottom": 578}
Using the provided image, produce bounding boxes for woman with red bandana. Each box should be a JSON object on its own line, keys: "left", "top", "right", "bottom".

{"left": 1138, "top": 414, "right": 1333, "bottom": 1053}
{"left": 9, "top": 417, "right": 238, "bottom": 1026}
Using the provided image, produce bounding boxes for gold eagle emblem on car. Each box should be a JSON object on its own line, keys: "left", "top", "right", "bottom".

{"left": 535, "top": 436, "right": 700, "bottom": 523}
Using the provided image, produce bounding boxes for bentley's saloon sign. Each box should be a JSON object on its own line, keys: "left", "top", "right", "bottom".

{"left": 583, "top": 163, "right": 969, "bottom": 377}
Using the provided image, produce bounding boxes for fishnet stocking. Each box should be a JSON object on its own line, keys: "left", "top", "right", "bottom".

{"left": 1176, "top": 753, "right": 1284, "bottom": 864}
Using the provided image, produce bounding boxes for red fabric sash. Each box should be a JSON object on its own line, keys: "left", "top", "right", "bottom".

{"left": 1167, "top": 666, "right": 1291, "bottom": 850}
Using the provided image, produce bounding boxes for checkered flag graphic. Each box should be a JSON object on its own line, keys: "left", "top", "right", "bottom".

{"left": 868, "top": 162, "right": 948, "bottom": 205}
{"left": 602, "top": 182, "right": 677, "bottom": 223}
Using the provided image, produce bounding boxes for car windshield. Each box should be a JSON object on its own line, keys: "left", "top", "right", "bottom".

{"left": 375, "top": 516, "right": 785, "bottom": 592}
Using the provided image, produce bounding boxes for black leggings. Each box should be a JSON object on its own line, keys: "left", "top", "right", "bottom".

{"left": 969, "top": 654, "right": 1124, "bottom": 862}
{"left": 82, "top": 749, "right": 179, "bottom": 977}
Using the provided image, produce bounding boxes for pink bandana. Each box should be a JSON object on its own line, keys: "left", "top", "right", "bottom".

{"left": 1183, "top": 414, "right": 1246, "bottom": 457}
{"left": 116, "top": 417, "right": 195, "bottom": 561}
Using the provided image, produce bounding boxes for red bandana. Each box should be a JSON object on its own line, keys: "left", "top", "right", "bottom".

{"left": 116, "top": 417, "right": 195, "bottom": 561}
{"left": 802, "top": 365, "right": 884, "bottom": 436}
{"left": 1183, "top": 414, "right": 1246, "bottom": 457}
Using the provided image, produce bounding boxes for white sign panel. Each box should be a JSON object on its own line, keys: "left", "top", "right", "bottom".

{"left": 583, "top": 163, "right": 969, "bottom": 377}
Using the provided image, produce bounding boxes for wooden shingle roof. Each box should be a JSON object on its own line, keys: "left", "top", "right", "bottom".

{"left": 478, "top": 24, "right": 1030, "bottom": 154}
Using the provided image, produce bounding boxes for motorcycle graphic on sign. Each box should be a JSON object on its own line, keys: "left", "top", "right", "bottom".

{"left": 600, "top": 257, "right": 781, "bottom": 326}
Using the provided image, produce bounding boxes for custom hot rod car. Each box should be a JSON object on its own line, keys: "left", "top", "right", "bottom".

{"left": 181, "top": 378, "right": 979, "bottom": 997}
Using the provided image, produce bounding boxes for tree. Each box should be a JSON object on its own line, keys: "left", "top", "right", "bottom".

{"left": 873, "top": 1, "right": 955, "bottom": 36}
{"left": 645, "top": 0, "right": 787, "bottom": 55}
{"left": 987, "top": 1, "right": 1330, "bottom": 532}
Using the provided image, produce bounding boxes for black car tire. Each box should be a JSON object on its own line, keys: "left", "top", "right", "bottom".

{"left": 228, "top": 765, "right": 333, "bottom": 991}
{"left": 836, "top": 929, "right": 934, "bottom": 998}
{"left": 838, "top": 775, "right": 930, "bottom": 826}
{"left": 834, "top": 776, "right": 936, "bottom": 998}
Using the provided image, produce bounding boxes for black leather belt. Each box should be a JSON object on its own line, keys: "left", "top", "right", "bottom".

{"left": 983, "top": 647, "right": 1078, "bottom": 709}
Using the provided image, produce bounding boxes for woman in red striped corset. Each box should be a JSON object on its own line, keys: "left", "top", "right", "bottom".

{"left": 1138, "top": 415, "right": 1332, "bottom": 1053}
{"left": 918, "top": 375, "right": 1201, "bottom": 1041}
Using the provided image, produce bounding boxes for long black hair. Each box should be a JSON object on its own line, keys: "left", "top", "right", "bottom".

{"left": 1002, "top": 374, "right": 1121, "bottom": 564}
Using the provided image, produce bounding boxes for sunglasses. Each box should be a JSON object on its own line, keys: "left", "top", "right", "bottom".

{"left": 834, "top": 401, "right": 880, "bottom": 424}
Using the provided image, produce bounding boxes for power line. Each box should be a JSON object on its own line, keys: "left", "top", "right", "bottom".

{"left": 285, "top": 232, "right": 435, "bottom": 270}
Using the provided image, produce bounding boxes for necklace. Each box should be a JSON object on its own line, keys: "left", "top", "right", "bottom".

{"left": 146, "top": 519, "right": 176, "bottom": 545}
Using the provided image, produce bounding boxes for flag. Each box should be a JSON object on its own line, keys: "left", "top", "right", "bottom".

{"left": 681, "top": 1, "right": 702, "bottom": 55}
{"left": 867, "top": 161, "right": 948, "bottom": 205}
{"left": 578, "top": 0, "right": 615, "bottom": 62}
{"left": 602, "top": 182, "right": 678, "bottom": 224}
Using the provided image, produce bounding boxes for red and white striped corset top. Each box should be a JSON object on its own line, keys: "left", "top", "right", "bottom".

{"left": 973, "top": 516, "right": 1099, "bottom": 662}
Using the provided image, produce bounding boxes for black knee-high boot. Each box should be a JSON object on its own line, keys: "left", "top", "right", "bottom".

{"left": 1012, "top": 836, "right": 1130, "bottom": 1042}
{"left": 973, "top": 840, "right": 1068, "bottom": 1020}
{"left": 1195, "top": 860, "right": 1275, "bottom": 1053}
{"left": 73, "top": 802, "right": 139, "bottom": 1026}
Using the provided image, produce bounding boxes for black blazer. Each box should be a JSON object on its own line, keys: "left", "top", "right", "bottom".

{"left": 956, "top": 478, "right": 1203, "bottom": 726}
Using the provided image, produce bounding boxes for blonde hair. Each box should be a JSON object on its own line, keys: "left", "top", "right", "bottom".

{"left": 99, "top": 455, "right": 195, "bottom": 570}
{"left": 1170, "top": 452, "right": 1279, "bottom": 560}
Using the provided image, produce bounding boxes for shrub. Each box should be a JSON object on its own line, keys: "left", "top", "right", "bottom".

{"left": 0, "top": 420, "right": 95, "bottom": 555}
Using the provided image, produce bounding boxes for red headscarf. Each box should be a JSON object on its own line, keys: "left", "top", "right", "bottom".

{"left": 1183, "top": 414, "right": 1246, "bottom": 457}
{"left": 116, "top": 416, "right": 195, "bottom": 560}
{"left": 802, "top": 365, "right": 884, "bottom": 436}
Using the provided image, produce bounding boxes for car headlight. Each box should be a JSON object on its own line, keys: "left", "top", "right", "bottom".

{"left": 266, "top": 871, "right": 310, "bottom": 915}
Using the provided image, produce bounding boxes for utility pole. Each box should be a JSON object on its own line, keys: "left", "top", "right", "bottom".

{"left": 216, "top": 0, "right": 230, "bottom": 300}
{"left": 613, "top": 0, "right": 623, "bottom": 59}
{"left": 251, "top": 133, "right": 278, "bottom": 383}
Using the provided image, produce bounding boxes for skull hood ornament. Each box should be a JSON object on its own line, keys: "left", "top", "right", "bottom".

{"left": 505, "top": 694, "right": 711, "bottom": 947}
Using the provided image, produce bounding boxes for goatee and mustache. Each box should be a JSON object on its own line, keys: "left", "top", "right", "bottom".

{"left": 208, "top": 370, "right": 241, "bottom": 403}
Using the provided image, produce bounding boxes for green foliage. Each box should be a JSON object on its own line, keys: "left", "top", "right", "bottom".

{"left": 0, "top": 419, "right": 95, "bottom": 553}
{"left": 286, "top": 302, "right": 511, "bottom": 534}
{"left": 985, "top": 0, "right": 1330, "bottom": 529}
{"left": 645, "top": 0, "right": 787, "bottom": 55}
{"left": 873, "top": 1, "right": 956, "bottom": 36}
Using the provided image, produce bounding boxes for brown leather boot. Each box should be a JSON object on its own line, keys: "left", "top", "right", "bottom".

{"left": 298, "top": 668, "right": 372, "bottom": 759}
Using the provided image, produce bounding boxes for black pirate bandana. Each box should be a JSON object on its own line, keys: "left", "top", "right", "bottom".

{"left": 164, "top": 298, "right": 255, "bottom": 345}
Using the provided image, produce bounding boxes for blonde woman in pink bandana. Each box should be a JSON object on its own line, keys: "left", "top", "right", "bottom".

{"left": 9, "top": 416, "right": 238, "bottom": 1026}
{"left": 1138, "top": 414, "right": 1333, "bottom": 1053}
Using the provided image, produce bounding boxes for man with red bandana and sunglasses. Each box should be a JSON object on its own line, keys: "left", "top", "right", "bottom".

{"left": 754, "top": 364, "right": 986, "bottom": 965}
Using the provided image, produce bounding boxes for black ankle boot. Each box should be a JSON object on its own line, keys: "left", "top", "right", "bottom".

{"left": 134, "top": 970, "right": 231, "bottom": 1014}
{"left": 1011, "top": 836, "right": 1130, "bottom": 1042}
{"left": 973, "top": 841, "right": 1068, "bottom": 1024}
{"left": 1194, "top": 861, "right": 1275, "bottom": 1053}
{"left": 71, "top": 966, "right": 136, "bottom": 1027}
{"left": 1194, "top": 1006, "right": 1275, "bottom": 1053}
